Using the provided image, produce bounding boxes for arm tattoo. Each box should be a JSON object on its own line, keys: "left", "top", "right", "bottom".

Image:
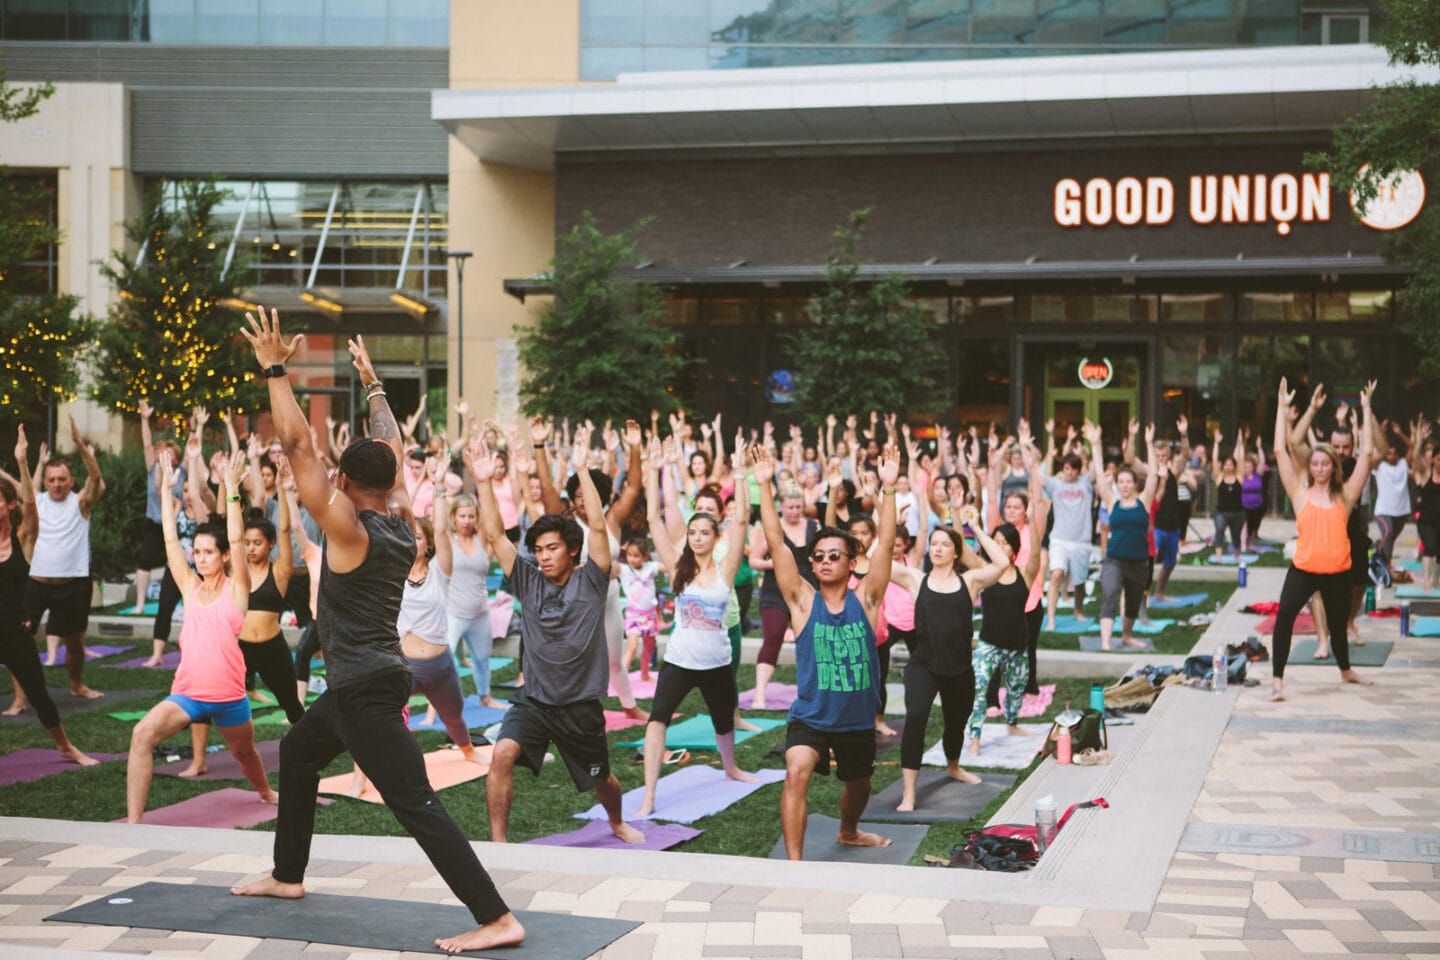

{"left": 368, "top": 395, "right": 401, "bottom": 444}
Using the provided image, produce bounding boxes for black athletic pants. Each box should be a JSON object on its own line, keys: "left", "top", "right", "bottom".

{"left": 1, "top": 623, "right": 60, "bottom": 728}
{"left": 1273, "top": 565, "right": 1353, "bottom": 679}
{"left": 241, "top": 634, "right": 305, "bottom": 723}
{"left": 293, "top": 623, "right": 321, "bottom": 686}
{"left": 899, "top": 660, "right": 974, "bottom": 770}
{"left": 272, "top": 669, "right": 509, "bottom": 924}
{"left": 152, "top": 566, "right": 182, "bottom": 643}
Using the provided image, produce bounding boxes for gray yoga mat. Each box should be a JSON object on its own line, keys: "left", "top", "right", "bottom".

{"left": 46, "top": 881, "right": 640, "bottom": 959}
{"left": 1287, "top": 638, "right": 1393, "bottom": 667}
{"left": 0, "top": 688, "right": 160, "bottom": 725}
{"left": 862, "top": 771, "right": 1016, "bottom": 824}
{"left": 767, "top": 814, "right": 928, "bottom": 864}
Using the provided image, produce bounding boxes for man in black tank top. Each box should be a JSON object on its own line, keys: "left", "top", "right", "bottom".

{"left": 230, "top": 309, "right": 523, "bottom": 954}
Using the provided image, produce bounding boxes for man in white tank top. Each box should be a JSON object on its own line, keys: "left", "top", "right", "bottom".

{"left": 25, "top": 416, "right": 106, "bottom": 698}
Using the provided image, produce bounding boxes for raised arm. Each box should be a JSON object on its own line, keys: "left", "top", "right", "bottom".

{"left": 157, "top": 450, "right": 201, "bottom": 598}
{"left": 720, "top": 445, "right": 750, "bottom": 584}
{"left": 751, "top": 446, "right": 809, "bottom": 610}
{"left": 1274, "top": 378, "right": 1305, "bottom": 507}
{"left": 13, "top": 426, "right": 37, "bottom": 561}
{"left": 1210, "top": 429, "right": 1223, "bottom": 484}
{"left": 1023, "top": 449, "right": 1048, "bottom": 587}
{"left": 184, "top": 433, "right": 213, "bottom": 524}
{"left": 222, "top": 452, "right": 250, "bottom": 609}
{"left": 272, "top": 468, "right": 294, "bottom": 593}
{"left": 139, "top": 398, "right": 156, "bottom": 471}
{"left": 529, "top": 417, "right": 566, "bottom": 515}
{"left": 1084, "top": 422, "right": 1114, "bottom": 508}
{"left": 468, "top": 441, "right": 517, "bottom": 577}
{"left": 1138, "top": 423, "right": 1160, "bottom": 508}
{"left": 70, "top": 416, "right": 105, "bottom": 518}
{"left": 645, "top": 438, "right": 681, "bottom": 573}
{"left": 863, "top": 443, "right": 899, "bottom": 613}
{"left": 432, "top": 481, "right": 453, "bottom": 578}
{"left": 1289, "top": 382, "right": 1325, "bottom": 468}
{"left": 572, "top": 426, "right": 610, "bottom": 570}
{"left": 608, "top": 419, "right": 644, "bottom": 534}
{"left": 1344, "top": 381, "right": 1379, "bottom": 508}
{"left": 961, "top": 505, "right": 1010, "bottom": 597}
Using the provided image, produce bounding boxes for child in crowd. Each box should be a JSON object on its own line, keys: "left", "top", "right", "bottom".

{"left": 620, "top": 537, "right": 661, "bottom": 681}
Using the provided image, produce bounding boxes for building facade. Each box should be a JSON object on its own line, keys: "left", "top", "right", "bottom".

{"left": 437, "top": 0, "right": 1436, "bottom": 441}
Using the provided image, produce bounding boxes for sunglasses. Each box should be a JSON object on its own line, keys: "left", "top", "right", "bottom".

{"left": 810, "top": 549, "right": 852, "bottom": 563}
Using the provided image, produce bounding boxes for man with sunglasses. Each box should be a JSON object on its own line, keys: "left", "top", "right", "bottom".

{"left": 751, "top": 442, "right": 900, "bottom": 860}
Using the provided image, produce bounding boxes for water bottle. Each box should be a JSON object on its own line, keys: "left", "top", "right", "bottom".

{"left": 1088, "top": 684, "right": 1106, "bottom": 714}
{"left": 1237, "top": 562, "right": 1248, "bottom": 588}
{"left": 1035, "top": 794, "right": 1059, "bottom": 854}
{"left": 1055, "top": 726, "right": 1072, "bottom": 765}
{"left": 1400, "top": 602, "right": 1411, "bottom": 637}
{"left": 1212, "top": 641, "right": 1228, "bottom": 694}
{"left": 1364, "top": 587, "right": 1375, "bottom": 614}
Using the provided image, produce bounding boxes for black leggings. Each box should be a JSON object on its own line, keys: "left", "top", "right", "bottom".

{"left": 1244, "top": 506, "right": 1265, "bottom": 544}
{"left": 758, "top": 606, "right": 789, "bottom": 666}
{"left": 242, "top": 633, "right": 305, "bottom": 723}
{"left": 273, "top": 669, "right": 509, "bottom": 924}
{"left": 152, "top": 566, "right": 182, "bottom": 643}
{"left": 1, "top": 624, "right": 60, "bottom": 728}
{"left": 648, "top": 661, "right": 736, "bottom": 735}
{"left": 1274, "top": 565, "right": 1353, "bottom": 679}
{"left": 293, "top": 622, "right": 321, "bottom": 686}
{"left": 899, "top": 661, "right": 974, "bottom": 770}
{"left": 875, "top": 635, "right": 897, "bottom": 714}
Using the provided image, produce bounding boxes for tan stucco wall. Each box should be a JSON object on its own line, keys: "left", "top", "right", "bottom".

{"left": 445, "top": 0, "right": 581, "bottom": 428}
{"left": 0, "top": 82, "right": 137, "bottom": 450}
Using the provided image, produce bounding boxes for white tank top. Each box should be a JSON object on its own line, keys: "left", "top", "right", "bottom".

{"left": 664, "top": 579, "right": 732, "bottom": 671}
{"left": 31, "top": 492, "right": 90, "bottom": 577}
{"left": 397, "top": 566, "right": 449, "bottom": 646}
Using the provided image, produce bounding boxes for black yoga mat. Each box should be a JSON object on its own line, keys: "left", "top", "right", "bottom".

{"left": 0, "top": 688, "right": 160, "bottom": 725}
{"left": 47, "top": 881, "right": 640, "bottom": 959}
{"left": 862, "top": 771, "right": 1016, "bottom": 824}
{"left": 767, "top": 814, "right": 928, "bottom": 864}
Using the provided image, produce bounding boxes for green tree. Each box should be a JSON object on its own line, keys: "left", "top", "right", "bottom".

{"left": 517, "top": 212, "right": 682, "bottom": 422}
{"left": 94, "top": 180, "right": 262, "bottom": 419}
{"left": 786, "top": 209, "right": 945, "bottom": 424}
{"left": 0, "top": 67, "right": 90, "bottom": 421}
{"left": 1311, "top": 0, "right": 1440, "bottom": 377}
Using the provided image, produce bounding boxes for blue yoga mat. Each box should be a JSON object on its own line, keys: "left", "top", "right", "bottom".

{"left": 1148, "top": 592, "right": 1209, "bottom": 609}
{"left": 1397, "top": 585, "right": 1440, "bottom": 599}
{"left": 618, "top": 715, "right": 785, "bottom": 750}
{"left": 1209, "top": 553, "right": 1260, "bottom": 565}
{"left": 407, "top": 699, "right": 510, "bottom": 732}
{"left": 1045, "top": 614, "right": 1174, "bottom": 635}
{"left": 1410, "top": 617, "right": 1440, "bottom": 638}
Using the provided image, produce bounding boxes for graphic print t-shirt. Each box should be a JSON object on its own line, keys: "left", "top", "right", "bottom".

{"left": 790, "top": 589, "right": 881, "bottom": 732}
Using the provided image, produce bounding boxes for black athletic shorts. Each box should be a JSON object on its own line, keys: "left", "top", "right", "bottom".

{"left": 785, "top": 719, "right": 876, "bottom": 782}
{"left": 139, "top": 519, "right": 167, "bottom": 570}
{"left": 497, "top": 690, "right": 610, "bottom": 791}
{"left": 24, "top": 578, "right": 90, "bottom": 637}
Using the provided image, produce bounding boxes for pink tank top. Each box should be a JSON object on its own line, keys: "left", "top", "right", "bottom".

{"left": 171, "top": 579, "right": 247, "bottom": 703}
{"left": 1019, "top": 524, "right": 1044, "bottom": 613}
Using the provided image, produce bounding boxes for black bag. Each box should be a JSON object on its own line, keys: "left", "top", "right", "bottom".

{"left": 1044, "top": 707, "right": 1107, "bottom": 756}
{"left": 1183, "top": 653, "right": 1248, "bottom": 684}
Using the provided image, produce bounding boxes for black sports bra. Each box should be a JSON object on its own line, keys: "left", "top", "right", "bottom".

{"left": 249, "top": 566, "right": 287, "bottom": 614}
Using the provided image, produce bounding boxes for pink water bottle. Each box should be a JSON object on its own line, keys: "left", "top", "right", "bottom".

{"left": 1056, "top": 726, "right": 1072, "bottom": 765}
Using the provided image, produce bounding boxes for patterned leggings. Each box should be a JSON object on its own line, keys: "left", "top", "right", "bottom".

{"left": 969, "top": 641, "right": 1029, "bottom": 739}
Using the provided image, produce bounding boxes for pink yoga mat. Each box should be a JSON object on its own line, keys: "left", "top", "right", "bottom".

{"left": 316, "top": 746, "right": 492, "bottom": 804}
{"left": 490, "top": 592, "right": 513, "bottom": 639}
{"left": 43, "top": 643, "right": 132, "bottom": 665}
{"left": 121, "top": 787, "right": 327, "bottom": 828}
{"left": 115, "top": 650, "right": 182, "bottom": 670}
{"left": 737, "top": 683, "right": 798, "bottom": 711}
{"left": 0, "top": 748, "right": 124, "bottom": 786}
{"left": 153, "top": 739, "right": 281, "bottom": 780}
{"left": 527, "top": 819, "right": 701, "bottom": 850}
{"left": 987, "top": 684, "right": 1055, "bottom": 719}
{"left": 604, "top": 709, "right": 646, "bottom": 732}
{"left": 615, "top": 671, "right": 657, "bottom": 700}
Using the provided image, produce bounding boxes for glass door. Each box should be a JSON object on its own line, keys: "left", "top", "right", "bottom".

{"left": 355, "top": 365, "right": 427, "bottom": 436}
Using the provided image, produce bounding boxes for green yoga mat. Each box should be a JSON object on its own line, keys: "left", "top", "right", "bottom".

{"left": 618, "top": 715, "right": 785, "bottom": 750}
{"left": 1287, "top": 638, "right": 1393, "bottom": 666}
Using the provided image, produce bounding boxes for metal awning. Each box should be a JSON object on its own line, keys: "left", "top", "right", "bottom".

{"left": 225, "top": 285, "right": 440, "bottom": 319}
{"left": 503, "top": 254, "right": 1405, "bottom": 300}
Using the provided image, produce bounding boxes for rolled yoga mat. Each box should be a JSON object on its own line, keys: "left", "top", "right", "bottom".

{"left": 863, "top": 771, "right": 1017, "bottom": 824}
{"left": 767, "top": 814, "right": 928, "bottom": 864}
{"left": 46, "top": 881, "right": 641, "bottom": 959}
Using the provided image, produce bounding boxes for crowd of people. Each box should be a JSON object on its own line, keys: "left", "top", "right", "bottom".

{"left": 2, "top": 305, "right": 1437, "bottom": 951}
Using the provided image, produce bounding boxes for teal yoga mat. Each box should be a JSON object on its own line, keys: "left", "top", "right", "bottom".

{"left": 1287, "top": 638, "right": 1393, "bottom": 666}
{"left": 618, "top": 715, "right": 785, "bottom": 750}
{"left": 1046, "top": 614, "right": 1174, "bottom": 635}
{"left": 1410, "top": 617, "right": 1440, "bottom": 638}
{"left": 1397, "top": 584, "right": 1440, "bottom": 599}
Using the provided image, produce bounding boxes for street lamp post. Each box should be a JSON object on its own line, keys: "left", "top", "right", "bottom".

{"left": 446, "top": 250, "right": 473, "bottom": 429}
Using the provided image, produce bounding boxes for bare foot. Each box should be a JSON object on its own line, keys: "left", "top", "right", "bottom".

{"left": 1313, "top": 646, "right": 1331, "bottom": 660}
{"left": 125, "top": 605, "right": 146, "bottom": 617}
{"left": 177, "top": 760, "right": 208, "bottom": 778}
{"left": 725, "top": 766, "right": 760, "bottom": 784}
{"left": 1350, "top": 626, "right": 1366, "bottom": 647}
{"left": 737, "top": 717, "right": 762, "bottom": 732}
{"left": 480, "top": 696, "right": 510, "bottom": 710}
{"left": 59, "top": 745, "right": 99, "bottom": 766}
{"left": 1340, "top": 669, "right": 1373, "bottom": 686}
{"left": 751, "top": 698, "right": 767, "bottom": 711}
{"left": 966, "top": 739, "right": 981, "bottom": 757}
{"left": 1045, "top": 618, "right": 1055, "bottom": 631}
{"left": 874, "top": 720, "right": 896, "bottom": 737}
{"left": 946, "top": 762, "right": 982, "bottom": 784}
{"left": 250, "top": 690, "right": 275, "bottom": 705}
{"left": 460, "top": 747, "right": 487, "bottom": 765}
{"left": 634, "top": 799, "right": 655, "bottom": 818}
{"left": 2, "top": 700, "right": 27, "bottom": 716}
{"left": 1269, "top": 682, "right": 1285, "bottom": 702}
{"left": 622, "top": 705, "right": 647, "bottom": 722}
{"left": 258, "top": 788, "right": 279, "bottom": 804}
{"left": 70, "top": 685, "right": 103, "bottom": 700}
{"left": 1099, "top": 640, "right": 1112, "bottom": 651}
{"left": 434, "top": 913, "right": 526, "bottom": 954}
{"left": 1123, "top": 637, "right": 1149, "bottom": 649}
{"left": 1074, "top": 613, "right": 1089, "bottom": 623}
{"left": 42, "top": 654, "right": 56, "bottom": 666}
{"left": 895, "top": 796, "right": 915, "bottom": 812}
{"left": 610, "top": 821, "right": 646, "bottom": 843}
{"left": 1007, "top": 725, "right": 1035, "bottom": 737}
{"left": 837, "top": 828, "right": 892, "bottom": 848}
{"left": 141, "top": 656, "right": 164, "bottom": 668}
{"left": 230, "top": 875, "right": 304, "bottom": 899}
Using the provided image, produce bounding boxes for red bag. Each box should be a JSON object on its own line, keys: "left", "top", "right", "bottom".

{"left": 977, "top": 797, "right": 1110, "bottom": 852}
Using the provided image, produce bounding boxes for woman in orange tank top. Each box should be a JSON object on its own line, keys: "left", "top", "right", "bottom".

{"left": 1269, "top": 377, "right": 1379, "bottom": 701}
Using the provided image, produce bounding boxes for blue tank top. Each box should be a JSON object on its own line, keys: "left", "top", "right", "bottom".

{"left": 789, "top": 589, "right": 881, "bottom": 733}
{"left": 1108, "top": 500, "right": 1150, "bottom": 561}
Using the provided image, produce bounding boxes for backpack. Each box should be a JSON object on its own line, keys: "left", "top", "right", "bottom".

{"left": 956, "top": 798, "right": 1110, "bottom": 869}
{"left": 1368, "top": 554, "right": 1393, "bottom": 588}
{"left": 1043, "top": 707, "right": 1107, "bottom": 757}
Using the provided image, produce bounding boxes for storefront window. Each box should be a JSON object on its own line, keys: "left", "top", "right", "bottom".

{"left": 1234, "top": 335, "right": 1308, "bottom": 430}
{"left": 1160, "top": 333, "right": 1226, "bottom": 442}
{"left": 706, "top": 295, "right": 762, "bottom": 325}
{"left": 1030, "top": 292, "right": 1150, "bottom": 323}
{"left": 1160, "top": 292, "right": 1228, "bottom": 324}
{"left": 364, "top": 335, "right": 425, "bottom": 364}
{"left": 954, "top": 337, "right": 1010, "bottom": 424}
{"left": 1038, "top": 0, "right": 1102, "bottom": 44}
{"left": 954, "top": 295, "right": 1014, "bottom": 325}
{"left": 1239, "top": 291, "right": 1313, "bottom": 323}
{"left": 658, "top": 297, "right": 700, "bottom": 326}
{"left": 760, "top": 296, "right": 810, "bottom": 325}
{"left": 1313, "top": 334, "right": 1389, "bottom": 400}
{"left": 911, "top": 296, "right": 949, "bottom": 324}
{"left": 1316, "top": 289, "right": 1394, "bottom": 322}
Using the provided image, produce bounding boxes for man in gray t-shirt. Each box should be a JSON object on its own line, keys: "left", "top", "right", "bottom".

{"left": 1043, "top": 454, "right": 1098, "bottom": 629}
{"left": 472, "top": 421, "right": 644, "bottom": 845}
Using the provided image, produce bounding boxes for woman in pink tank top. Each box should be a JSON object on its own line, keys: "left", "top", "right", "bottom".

{"left": 126, "top": 451, "right": 276, "bottom": 822}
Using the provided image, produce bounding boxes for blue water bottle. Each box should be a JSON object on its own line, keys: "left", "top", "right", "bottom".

{"left": 1089, "top": 684, "right": 1105, "bottom": 714}
{"left": 1237, "top": 562, "right": 1248, "bottom": 588}
{"left": 1400, "top": 602, "right": 1411, "bottom": 637}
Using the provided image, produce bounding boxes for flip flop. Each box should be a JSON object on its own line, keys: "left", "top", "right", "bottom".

{"left": 663, "top": 749, "right": 691, "bottom": 765}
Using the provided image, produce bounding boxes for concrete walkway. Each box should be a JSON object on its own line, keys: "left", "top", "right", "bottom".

{"left": 4, "top": 565, "right": 1439, "bottom": 958}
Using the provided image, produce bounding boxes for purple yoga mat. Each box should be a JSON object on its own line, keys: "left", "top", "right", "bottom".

{"left": 0, "top": 748, "right": 125, "bottom": 786}
{"left": 153, "top": 738, "right": 281, "bottom": 780}
{"left": 44, "top": 643, "right": 132, "bottom": 666}
{"left": 115, "top": 650, "right": 182, "bottom": 670}
{"left": 575, "top": 764, "right": 787, "bottom": 824}
{"left": 119, "top": 787, "right": 330, "bottom": 828}
{"left": 737, "top": 683, "right": 798, "bottom": 711}
{"left": 527, "top": 819, "right": 701, "bottom": 850}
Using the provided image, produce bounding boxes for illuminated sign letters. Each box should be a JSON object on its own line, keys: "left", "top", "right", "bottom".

{"left": 1077, "top": 357, "right": 1114, "bottom": 390}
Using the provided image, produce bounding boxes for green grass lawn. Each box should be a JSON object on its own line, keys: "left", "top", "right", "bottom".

{"left": 0, "top": 643, "right": 1124, "bottom": 866}
{"left": 1036, "top": 578, "right": 1235, "bottom": 655}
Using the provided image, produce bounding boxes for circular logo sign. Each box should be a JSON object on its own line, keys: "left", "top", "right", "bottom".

{"left": 1352, "top": 165, "right": 1425, "bottom": 231}
{"left": 1078, "top": 357, "right": 1114, "bottom": 390}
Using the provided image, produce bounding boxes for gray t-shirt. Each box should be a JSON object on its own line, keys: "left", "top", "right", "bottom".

{"left": 1044, "top": 474, "right": 1095, "bottom": 543}
{"left": 510, "top": 554, "right": 610, "bottom": 706}
{"left": 145, "top": 464, "right": 186, "bottom": 523}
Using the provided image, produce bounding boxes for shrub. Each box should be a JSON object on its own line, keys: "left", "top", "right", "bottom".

{"left": 88, "top": 446, "right": 148, "bottom": 583}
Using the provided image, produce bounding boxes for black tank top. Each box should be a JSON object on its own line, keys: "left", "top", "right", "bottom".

{"left": 248, "top": 566, "right": 287, "bottom": 614}
{"left": 1216, "top": 478, "right": 1242, "bottom": 512}
{"left": 0, "top": 531, "right": 29, "bottom": 625}
{"left": 1420, "top": 478, "right": 1440, "bottom": 529}
{"left": 980, "top": 572, "right": 1029, "bottom": 653}
{"left": 315, "top": 510, "right": 414, "bottom": 689}
{"left": 913, "top": 576, "right": 974, "bottom": 677}
{"left": 759, "top": 519, "right": 819, "bottom": 609}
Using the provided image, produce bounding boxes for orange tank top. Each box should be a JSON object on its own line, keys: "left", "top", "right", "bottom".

{"left": 1293, "top": 497, "right": 1351, "bottom": 574}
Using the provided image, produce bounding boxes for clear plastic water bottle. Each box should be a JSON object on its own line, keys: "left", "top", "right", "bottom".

{"left": 1035, "top": 794, "right": 1059, "bottom": 854}
{"left": 1212, "top": 641, "right": 1228, "bottom": 694}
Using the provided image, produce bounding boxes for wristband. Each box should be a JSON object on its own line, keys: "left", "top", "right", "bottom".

{"left": 261, "top": 363, "right": 287, "bottom": 379}
{"left": 227, "top": 495, "right": 241, "bottom": 502}
{"left": 367, "top": 389, "right": 387, "bottom": 401}
{"left": 533, "top": 443, "right": 545, "bottom": 450}
{"left": 882, "top": 487, "right": 897, "bottom": 495}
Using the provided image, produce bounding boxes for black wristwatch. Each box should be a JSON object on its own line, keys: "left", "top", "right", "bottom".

{"left": 261, "top": 364, "right": 287, "bottom": 379}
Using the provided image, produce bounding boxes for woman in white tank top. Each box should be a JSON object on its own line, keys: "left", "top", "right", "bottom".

{"left": 445, "top": 494, "right": 506, "bottom": 710}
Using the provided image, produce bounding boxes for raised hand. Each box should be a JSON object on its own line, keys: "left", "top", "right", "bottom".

{"left": 68, "top": 414, "right": 85, "bottom": 449}
{"left": 466, "top": 440, "right": 496, "bottom": 482}
{"left": 623, "top": 419, "right": 642, "bottom": 449}
{"left": 158, "top": 448, "right": 178, "bottom": 495}
{"left": 184, "top": 432, "right": 202, "bottom": 462}
{"left": 1176, "top": 414, "right": 1188, "bottom": 436}
{"left": 346, "top": 335, "right": 377, "bottom": 385}
{"left": 1336, "top": 399, "right": 1351, "bottom": 425}
{"left": 731, "top": 438, "right": 747, "bottom": 474}
{"left": 826, "top": 413, "right": 837, "bottom": 428}
{"left": 137, "top": 398, "right": 152, "bottom": 419}
{"left": 1360, "top": 379, "right": 1377, "bottom": 409}
{"left": 241, "top": 306, "right": 303, "bottom": 368}
{"left": 454, "top": 397, "right": 469, "bottom": 417}
{"left": 876, "top": 442, "right": 901, "bottom": 487}
{"left": 14, "top": 424, "right": 27, "bottom": 468}
{"left": 529, "top": 415, "right": 550, "bottom": 447}
{"left": 1278, "top": 376, "right": 1296, "bottom": 407}
{"left": 1307, "top": 382, "right": 1327, "bottom": 413}
{"left": 1128, "top": 417, "right": 1140, "bottom": 436}
{"left": 192, "top": 405, "right": 209, "bottom": 431}
{"left": 225, "top": 446, "right": 248, "bottom": 487}
{"left": 646, "top": 436, "right": 662, "bottom": 468}
{"left": 570, "top": 425, "right": 591, "bottom": 472}
{"left": 1144, "top": 422, "right": 1156, "bottom": 445}
{"left": 1044, "top": 418, "right": 1054, "bottom": 436}
{"left": 748, "top": 445, "right": 775, "bottom": 484}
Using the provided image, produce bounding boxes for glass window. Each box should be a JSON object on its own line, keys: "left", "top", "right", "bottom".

{"left": 1239, "top": 291, "right": 1313, "bottom": 323}
{"left": 365, "top": 335, "right": 425, "bottom": 363}
{"left": 260, "top": 0, "right": 322, "bottom": 44}
{"left": 1168, "top": 0, "right": 1234, "bottom": 43}
{"left": 643, "top": 0, "right": 707, "bottom": 44}
{"left": 1037, "top": 0, "right": 1101, "bottom": 44}
{"left": 584, "top": 0, "right": 644, "bottom": 45}
{"left": 972, "top": 0, "right": 1036, "bottom": 44}
{"left": 710, "top": 0, "right": 774, "bottom": 43}
{"left": 758, "top": 296, "right": 808, "bottom": 325}
{"left": 1161, "top": 292, "right": 1228, "bottom": 323}
{"left": 911, "top": 296, "right": 949, "bottom": 324}
{"left": 72, "top": 0, "right": 134, "bottom": 40}
{"left": 581, "top": 45, "right": 646, "bottom": 79}
{"left": 953, "top": 337, "right": 1009, "bottom": 423}
{"left": 1316, "top": 289, "right": 1393, "bottom": 322}
{"left": 839, "top": 0, "right": 906, "bottom": 43}
{"left": 1237, "top": 0, "right": 1298, "bottom": 44}
{"left": 323, "top": 0, "right": 386, "bottom": 44}
{"left": 906, "top": 0, "right": 971, "bottom": 43}
{"left": 707, "top": 295, "right": 763, "bottom": 325}
{"left": 1160, "top": 333, "right": 1226, "bottom": 440}
{"left": 954, "top": 295, "right": 1014, "bottom": 325}
{"left": 1313, "top": 335, "right": 1388, "bottom": 402}
{"left": 643, "top": 45, "right": 710, "bottom": 71}
{"left": 1103, "top": 0, "right": 1165, "bottom": 42}
{"left": 1030, "top": 292, "right": 1149, "bottom": 323}
{"left": 387, "top": 0, "right": 448, "bottom": 45}
{"left": 195, "top": 0, "right": 258, "bottom": 43}
{"left": 771, "top": 45, "right": 843, "bottom": 65}
{"left": 144, "top": 0, "right": 196, "bottom": 41}
{"left": 1234, "top": 335, "right": 1307, "bottom": 427}
{"left": 774, "top": 0, "right": 840, "bottom": 43}
{"left": 5, "top": 0, "right": 69, "bottom": 39}
{"left": 658, "top": 297, "right": 699, "bottom": 325}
